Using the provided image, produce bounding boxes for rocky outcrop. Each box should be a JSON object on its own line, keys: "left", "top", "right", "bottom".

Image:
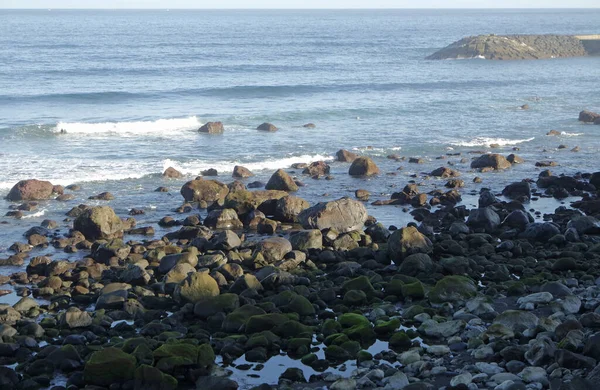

{"left": 579, "top": 110, "right": 600, "bottom": 124}
{"left": 349, "top": 157, "right": 380, "bottom": 176}
{"left": 198, "top": 121, "right": 224, "bottom": 134}
{"left": 6, "top": 179, "right": 56, "bottom": 201}
{"left": 73, "top": 206, "right": 123, "bottom": 240}
{"left": 428, "top": 34, "right": 591, "bottom": 60}
{"left": 265, "top": 169, "right": 298, "bottom": 192}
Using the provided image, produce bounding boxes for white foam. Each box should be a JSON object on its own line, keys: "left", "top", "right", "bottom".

{"left": 450, "top": 137, "right": 535, "bottom": 148}
{"left": 560, "top": 131, "right": 583, "bottom": 137}
{"left": 22, "top": 209, "right": 47, "bottom": 219}
{"left": 163, "top": 154, "right": 334, "bottom": 175}
{"left": 53, "top": 116, "right": 202, "bottom": 136}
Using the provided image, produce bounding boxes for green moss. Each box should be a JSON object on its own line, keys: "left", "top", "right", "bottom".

{"left": 134, "top": 364, "right": 177, "bottom": 390}
{"left": 343, "top": 290, "right": 368, "bottom": 306}
{"left": 389, "top": 331, "right": 412, "bottom": 352}
{"left": 374, "top": 318, "right": 401, "bottom": 335}
{"left": 83, "top": 347, "right": 136, "bottom": 386}
{"left": 245, "top": 313, "right": 290, "bottom": 334}
{"left": 322, "top": 319, "right": 342, "bottom": 337}
{"left": 342, "top": 276, "right": 375, "bottom": 295}
{"left": 401, "top": 281, "right": 425, "bottom": 300}
{"left": 274, "top": 320, "right": 314, "bottom": 339}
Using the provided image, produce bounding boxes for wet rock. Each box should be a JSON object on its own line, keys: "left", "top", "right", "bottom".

{"left": 471, "top": 154, "right": 511, "bottom": 170}
{"left": 298, "top": 198, "right": 367, "bottom": 233}
{"left": 579, "top": 110, "right": 600, "bottom": 123}
{"left": 163, "top": 166, "right": 183, "bottom": 178}
{"left": 180, "top": 179, "right": 229, "bottom": 203}
{"left": 467, "top": 207, "right": 501, "bottom": 232}
{"left": 73, "top": 205, "right": 123, "bottom": 240}
{"left": 254, "top": 237, "right": 292, "bottom": 263}
{"left": 232, "top": 165, "right": 254, "bottom": 178}
{"left": 274, "top": 195, "right": 310, "bottom": 223}
{"left": 502, "top": 181, "right": 531, "bottom": 201}
{"left": 349, "top": 156, "right": 380, "bottom": 176}
{"left": 6, "top": 179, "right": 55, "bottom": 201}
{"left": 198, "top": 121, "right": 224, "bottom": 134}
{"left": 431, "top": 167, "right": 460, "bottom": 178}
{"left": 257, "top": 122, "right": 278, "bottom": 131}
{"left": 428, "top": 275, "right": 477, "bottom": 304}
{"left": 387, "top": 226, "right": 433, "bottom": 263}
{"left": 83, "top": 347, "right": 136, "bottom": 386}
{"left": 336, "top": 149, "right": 358, "bottom": 162}
{"left": 289, "top": 229, "right": 323, "bottom": 250}
{"left": 174, "top": 270, "right": 220, "bottom": 303}
{"left": 265, "top": 169, "right": 298, "bottom": 192}
{"left": 204, "top": 208, "right": 243, "bottom": 230}
{"left": 302, "top": 161, "right": 330, "bottom": 176}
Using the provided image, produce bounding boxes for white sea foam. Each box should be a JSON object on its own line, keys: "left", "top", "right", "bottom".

{"left": 22, "top": 209, "right": 47, "bottom": 219}
{"left": 560, "top": 131, "right": 583, "bottom": 137}
{"left": 53, "top": 116, "right": 202, "bottom": 136}
{"left": 450, "top": 137, "right": 535, "bottom": 148}
{"left": 162, "top": 154, "right": 334, "bottom": 175}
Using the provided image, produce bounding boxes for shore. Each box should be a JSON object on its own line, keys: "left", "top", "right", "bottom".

{"left": 1, "top": 115, "right": 600, "bottom": 390}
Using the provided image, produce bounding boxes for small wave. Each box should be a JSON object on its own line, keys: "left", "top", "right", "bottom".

{"left": 560, "top": 131, "right": 583, "bottom": 137}
{"left": 22, "top": 209, "right": 47, "bottom": 219}
{"left": 53, "top": 116, "right": 201, "bottom": 136}
{"left": 450, "top": 137, "right": 535, "bottom": 148}
{"left": 162, "top": 154, "right": 334, "bottom": 175}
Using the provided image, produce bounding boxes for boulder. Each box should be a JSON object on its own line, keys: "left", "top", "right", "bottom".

{"left": 579, "top": 110, "right": 600, "bottom": 123}
{"left": 302, "top": 161, "right": 330, "bottom": 176}
{"left": 467, "top": 207, "right": 501, "bottom": 232}
{"left": 471, "top": 154, "right": 511, "bottom": 170}
{"left": 265, "top": 169, "right": 298, "bottom": 192}
{"left": 289, "top": 230, "right": 323, "bottom": 250}
{"left": 73, "top": 206, "right": 123, "bottom": 240}
{"left": 502, "top": 181, "right": 531, "bottom": 201}
{"left": 198, "top": 121, "right": 224, "bottom": 134}
{"left": 431, "top": 167, "right": 459, "bottom": 178}
{"left": 224, "top": 189, "right": 288, "bottom": 215}
{"left": 274, "top": 195, "right": 310, "bottom": 222}
{"left": 254, "top": 237, "right": 293, "bottom": 263}
{"left": 204, "top": 208, "right": 243, "bottom": 229}
{"left": 257, "top": 122, "right": 278, "bottom": 131}
{"left": 84, "top": 348, "right": 136, "bottom": 386}
{"left": 180, "top": 179, "right": 229, "bottom": 203}
{"left": 162, "top": 167, "right": 183, "bottom": 178}
{"left": 232, "top": 165, "right": 254, "bottom": 178}
{"left": 174, "top": 271, "right": 220, "bottom": 303}
{"left": 336, "top": 149, "right": 358, "bottom": 162}
{"left": 6, "top": 179, "right": 55, "bottom": 201}
{"left": 60, "top": 307, "right": 92, "bottom": 328}
{"left": 387, "top": 226, "right": 433, "bottom": 263}
{"left": 429, "top": 275, "right": 477, "bottom": 304}
{"left": 349, "top": 156, "right": 380, "bottom": 176}
{"left": 298, "top": 198, "right": 367, "bottom": 233}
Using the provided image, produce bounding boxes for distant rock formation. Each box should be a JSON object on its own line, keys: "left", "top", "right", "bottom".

{"left": 427, "top": 34, "right": 600, "bottom": 60}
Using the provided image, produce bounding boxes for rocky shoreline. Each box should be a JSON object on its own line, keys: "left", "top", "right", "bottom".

{"left": 1, "top": 112, "right": 600, "bottom": 390}
{"left": 427, "top": 34, "right": 600, "bottom": 60}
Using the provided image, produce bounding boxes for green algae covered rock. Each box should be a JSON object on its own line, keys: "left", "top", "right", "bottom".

{"left": 134, "top": 364, "right": 178, "bottom": 390}
{"left": 83, "top": 347, "right": 136, "bottom": 386}
{"left": 428, "top": 275, "right": 477, "bottom": 304}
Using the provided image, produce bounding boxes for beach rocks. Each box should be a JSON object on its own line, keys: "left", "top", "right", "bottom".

{"left": 232, "top": 165, "right": 254, "bottom": 178}
{"left": 349, "top": 156, "right": 380, "bottom": 176}
{"left": 265, "top": 169, "right": 298, "bottom": 192}
{"left": 254, "top": 237, "right": 292, "bottom": 263}
{"left": 6, "top": 179, "right": 55, "bottom": 201}
{"left": 298, "top": 198, "right": 368, "bottom": 233}
{"left": 174, "top": 270, "right": 220, "bottom": 303}
{"left": 471, "top": 153, "right": 512, "bottom": 170}
{"left": 274, "top": 195, "right": 309, "bottom": 222}
{"left": 579, "top": 110, "right": 600, "bottom": 123}
{"left": 203, "top": 208, "right": 243, "bottom": 229}
{"left": 336, "top": 149, "right": 358, "bottom": 162}
{"left": 302, "top": 161, "right": 330, "bottom": 176}
{"left": 467, "top": 207, "right": 501, "bottom": 232}
{"left": 502, "top": 181, "right": 531, "bottom": 201}
{"left": 180, "top": 179, "right": 229, "bottom": 203}
{"left": 198, "top": 121, "right": 224, "bottom": 133}
{"left": 428, "top": 275, "right": 477, "bottom": 304}
{"left": 83, "top": 347, "right": 136, "bottom": 386}
{"left": 257, "top": 122, "right": 278, "bottom": 131}
{"left": 387, "top": 226, "right": 433, "bottom": 263}
{"left": 73, "top": 205, "right": 123, "bottom": 240}
{"left": 162, "top": 166, "right": 183, "bottom": 178}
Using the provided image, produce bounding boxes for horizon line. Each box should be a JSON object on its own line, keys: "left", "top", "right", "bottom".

{"left": 2, "top": 7, "right": 600, "bottom": 10}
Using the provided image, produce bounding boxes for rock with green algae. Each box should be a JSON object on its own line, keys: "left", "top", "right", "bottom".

{"left": 173, "top": 270, "right": 220, "bottom": 304}
{"left": 83, "top": 347, "right": 136, "bottom": 386}
{"left": 428, "top": 275, "right": 477, "bottom": 304}
{"left": 134, "top": 364, "right": 178, "bottom": 390}
{"left": 338, "top": 313, "right": 376, "bottom": 346}
{"left": 389, "top": 331, "right": 413, "bottom": 352}
{"left": 222, "top": 305, "right": 266, "bottom": 333}
{"left": 152, "top": 342, "right": 214, "bottom": 374}
{"left": 193, "top": 293, "right": 239, "bottom": 319}
{"left": 401, "top": 281, "right": 425, "bottom": 300}
{"left": 374, "top": 318, "right": 401, "bottom": 335}
{"left": 387, "top": 226, "right": 433, "bottom": 263}
{"left": 283, "top": 294, "right": 315, "bottom": 316}
{"left": 245, "top": 313, "right": 290, "bottom": 334}
{"left": 343, "top": 290, "right": 368, "bottom": 306}
{"left": 274, "top": 320, "right": 314, "bottom": 339}
{"left": 342, "top": 276, "right": 376, "bottom": 296}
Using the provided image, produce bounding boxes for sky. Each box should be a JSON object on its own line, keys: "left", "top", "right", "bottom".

{"left": 1, "top": 0, "right": 599, "bottom": 9}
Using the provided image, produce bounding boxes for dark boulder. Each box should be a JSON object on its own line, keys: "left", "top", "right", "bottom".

{"left": 6, "top": 179, "right": 55, "bottom": 201}
{"left": 198, "top": 121, "right": 224, "bottom": 134}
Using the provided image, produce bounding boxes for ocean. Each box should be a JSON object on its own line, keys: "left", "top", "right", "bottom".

{"left": 1, "top": 8, "right": 600, "bottom": 269}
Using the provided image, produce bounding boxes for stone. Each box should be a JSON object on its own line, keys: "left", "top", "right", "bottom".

{"left": 180, "top": 179, "right": 229, "bottom": 203}
{"left": 336, "top": 149, "right": 358, "bottom": 162}
{"left": 254, "top": 237, "right": 292, "bottom": 263}
{"left": 289, "top": 229, "right": 323, "bottom": 250}
{"left": 467, "top": 207, "right": 501, "bottom": 232}
{"left": 419, "top": 319, "right": 465, "bottom": 338}
{"left": 83, "top": 348, "right": 136, "bottom": 386}
{"left": 428, "top": 275, "right": 477, "bottom": 304}
{"left": 73, "top": 205, "right": 123, "bottom": 240}
{"left": 232, "top": 165, "right": 254, "bottom": 178}
{"left": 349, "top": 156, "right": 380, "bottom": 176}
{"left": 174, "top": 271, "right": 220, "bottom": 303}
{"left": 198, "top": 121, "right": 224, "bottom": 134}
{"left": 471, "top": 154, "right": 511, "bottom": 170}
{"left": 502, "top": 181, "right": 531, "bottom": 201}
{"left": 61, "top": 307, "right": 92, "bottom": 328}
{"left": 6, "top": 179, "right": 55, "bottom": 201}
{"left": 265, "top": 169, "right": 298, "bottom": 192}
{"left": 298, "top": 198, "right": 367, "bottom": 233}
{"left": 204, "top": 208, "right": 243, "bottom": 229}
{"left": 494, "top": 310, "right": 539, "bottom": 332}
{"left": 387, "top": 226, "right": 433, "bottom": 263}
{"left": 257, "top": 122, "right": 278, "bottom": 131}
{"left": 274, "top": 195, "right": 310, "bottom": 222}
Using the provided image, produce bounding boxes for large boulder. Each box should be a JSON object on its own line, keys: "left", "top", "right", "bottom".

{"left": 232, "top": 165, "right": 254, "bottom": 178}
{"left": 73, "top": 206, "right": 123, "bottom": 240}
{"left": 502, "top": 181, "right": 531, "bottom": 201}
{"left": 203, "top": 208, "right": 243, "bottom": 229}
{"left": 302, "top": 161, "right": 330, "bottom": 176}
{"left": 83, "top": 348, "right": 136, "bottom": 386}
{"left": 265, "top": 169, "right": 298, "bottom": 192}
{"left": 180, "top": 179, "right": 229, "bottom": 203}
{"left": 257, "top": 122, "right": 278, "bottom": 131}
{"left": 224, "top": 189, "right": 288, "bottom": 215}
{"left": 349, "top": 157, "right": 380, "bottom": 176}
{"left": 6, "top": 179, "right": 55, "bottom": 201}
{"left": 579, "top": 110, "right": 600, "bottom": 123}
{"left": 274, "top": 195, "right": 310, "bottom": 222}
{"left": 198, "top": 121, "right": 224, "bottom": 134}
{"left": 298, "top": 198, "right": 368, "bottom": 233}
{"left": 428, "top": 275, "right": 477, "bottom": 305}
{"left": 162, "top": 167, "right": 183, "bottom": 178}
{"left": 467, "top": 207, "right": 501, "bottom": 233}
{"left": 254, "top": 237, "right": 292, "bottom": 263}
{"left": 174, "top": 271, "right": 220, "bottom": 303}
{"left": 387, "top": 226, "right": 433, "bottom": 263}
{"left": 336, "top": 149, "right": 358, "bottom": 162}
{"left": 289, "top": 230, "right": 323, "bottom": 250}
{"left": 470, "top": 154, "right": 511, "bottom": 170}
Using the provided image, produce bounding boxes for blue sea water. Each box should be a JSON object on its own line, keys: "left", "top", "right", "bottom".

{"left": 1, "top": 8, "right": 600, "bottom": 264}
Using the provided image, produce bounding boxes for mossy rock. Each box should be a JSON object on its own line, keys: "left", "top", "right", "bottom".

{"left": 339, "top": 340, "right": 361, "bottom": 357}
{"left": 287, "top": 338, "right": 312, "bottom": 355}
{"left": 246, "top": 335, "right": 269, "bottom": 350}
{"left": 322, "top": 319, "right": 342, "bottom": 337}
{"left": 389, "top": 331, "right": 412, "bottom": 352}
{"left": 343, "top": 323, "right": 376, "bottom": 347}
{"left": 83, "top": 347, "right": 136, "bottom": 386}
{"left": 357, "top": 350, "right": 373, "bottom": 363}
{"left": 274, "top": 320, "right": 314, "bottom": 339}
{"left": 428, "top": 275, "right": 477, "bottom": 304}
{"left": 401, "top": 281, "right": 425, "bottom": 300}
{"left": 338, "top": 313, "right": 370, "bottom": 328}
{"left": 222, "top": 305, "right": 266, "bottom": 333}
{"left": 403, "top": 305, "right": 425, "bottom": 319}
{"left": 385, "top": 279, "right": 405, "bottom": 299}
{"left": 342, "top": 276, "right": 375, "bottom": 296}
{"left": 134, "top": 364, "right": 177, "bottom": 390}
{"left": 197, "top": 343, "right": 215, "bottom": 369}
{"left": 324, "top": 345, "right": 352, "bottom": 362}
{"left": 122, "top": 337, "right": 159, "bottom": 354}
{"left": 324, "top": 333, "right": 350, "bottom": 346}
{"left": 343, "top": 290, "right": 368, "bottom": 306}
{"left": 132, "top": 343, "right": 154, "bottom": 366}
{"left": 283, "top": 295, "right": 315, "bottom": 317}
{"left": 374, "top": 318, "right": 401, "bottom": 335}
{"left": 193, "top": 293, "right": 240, "bottom": 319}
{"left": 301, "top": 353, "right": 318, "bottom": 365}
{"left": 245, "top": 313, "right": 290, "bottom": 334}
{"left": 153, "top": 343, "right": 198, "bottom": 363}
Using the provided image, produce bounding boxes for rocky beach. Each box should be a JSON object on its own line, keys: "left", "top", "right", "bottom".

{"left": 0, "top": 110, "right": 600, "bottom": 390}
